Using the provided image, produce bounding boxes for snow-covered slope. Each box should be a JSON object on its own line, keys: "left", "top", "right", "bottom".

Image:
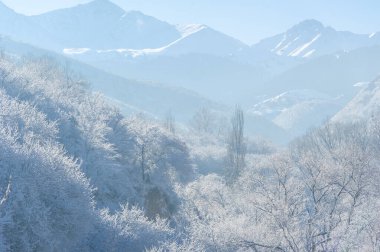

{"left": 248, "top": 89, "right": 344, "bottom": 136}
{"left": 252, "top": 19, "right": 380, "bottom": 59}
{"left": 333, "top": 77, "right": 380, "bottom": 123}
{"left": 30, "top": 0, "right": 181, "bottom": 49}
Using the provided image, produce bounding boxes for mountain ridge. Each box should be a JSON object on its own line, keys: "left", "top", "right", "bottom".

{"left": 30, "top": 0, "right": 181, "bottom": 49}
{"left": 251, "top": 19, "right": 380, "bottom": 59}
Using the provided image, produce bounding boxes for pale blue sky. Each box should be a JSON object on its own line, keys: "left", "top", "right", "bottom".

{"left": 2, "top": 0, "right": 380, "bottom": 44}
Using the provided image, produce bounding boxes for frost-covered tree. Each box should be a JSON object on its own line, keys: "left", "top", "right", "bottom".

{"left": 164, "top": 110, "right": 176, "bottom": 134}
{"left": 190, "top": 107, "right": 216, "bottom": 135}
{"left": 288, "top": 122, "right": 379, "bottom": 251}
{"left": 93, "top": 205, "right": 173, "bottom": 251}
{"left": 225, "top": 105, "right": 246, "bottom": 184}
{"left": 127, "top": 116, "right": 194, "bottom": 218}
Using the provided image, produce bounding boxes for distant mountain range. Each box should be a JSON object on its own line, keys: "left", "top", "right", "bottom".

{"left": 1, "top": 0, "right": 379, "bottom": 64}
{"left": 1, "top": 0, "right": 380, "bottom": 142}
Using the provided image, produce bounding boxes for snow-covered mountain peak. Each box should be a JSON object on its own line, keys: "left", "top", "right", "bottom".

{"left": 256, "top": 19, "right": 327, "bottom": 58}
{"left": 252, "top": 19, "right": 380, "bottom": 59}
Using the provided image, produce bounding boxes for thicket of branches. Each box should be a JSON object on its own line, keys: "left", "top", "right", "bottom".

{"left": 164, "top": 120, "right": 380, "bottom": 251}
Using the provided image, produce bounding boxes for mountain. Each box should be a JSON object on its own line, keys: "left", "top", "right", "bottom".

{"left": 30, "top": 0, "right": 181, "bottom": 50}
{"left": 1, "top": 0, "right": 248, "bottom": 57}
{"left": 252, "top": 19, "right": 380, "bottom": 59}
{"left": 2, "top": 1, "right": 379, "bottom": 66}
{"left": 333, "top": 77, "right": 380, "bottom": 123}
{"left": 0, "top": 1, "right": 60, "bottom": 50}
{"left": 2, "top": 0, "right": 259, "bottom": 103}
{"left": 0, "top": 35, "right": 222, "bottom": 123}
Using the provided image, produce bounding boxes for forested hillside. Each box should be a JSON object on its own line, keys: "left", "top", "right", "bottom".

{"left": 0, "top": 55, "right": 379, "bottom": 251}
{"left": 0, "top": 55, "right": 194, "bottom": 251}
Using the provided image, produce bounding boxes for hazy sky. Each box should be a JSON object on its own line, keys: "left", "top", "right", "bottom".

{"left": 2, "top": 0, "right": 380, "bottom": 44}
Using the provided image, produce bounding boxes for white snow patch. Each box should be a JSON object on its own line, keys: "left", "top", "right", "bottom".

{"left": 63, "top": 48, "right": 91, "bottom": 55}
{"left": 303, "top": 49, "right": 316, "bottom": 58}
{"left": 272, "top": 35, "right": 287, "bottom": 52}
{"left": 288, "top": 34, "right": 321, "bottom": 57}
{"left": 273, "top": 36, "right": 300, "bottom": 55}
{"left": 95, "top": 40, "right": 177, "bottom": 58}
